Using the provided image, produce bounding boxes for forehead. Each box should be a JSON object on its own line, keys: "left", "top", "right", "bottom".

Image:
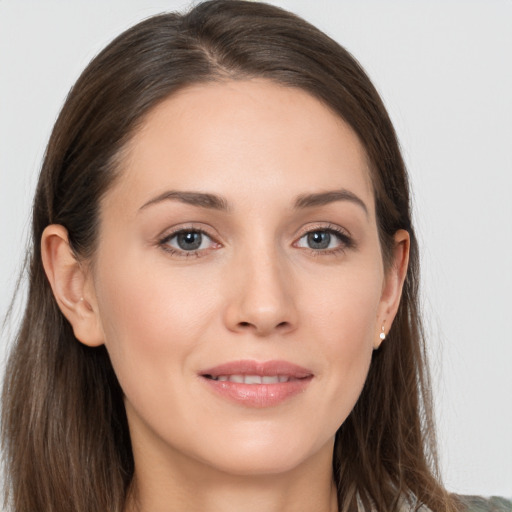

{"left": 109, "top": 79, "right": 374, "bottom": 216}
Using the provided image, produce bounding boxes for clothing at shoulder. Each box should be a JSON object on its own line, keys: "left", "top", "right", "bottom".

{"left": 395, "top": 495, "right": 511, "bottom": 512}
{"left": 357, "top": 494, "right": 511, "bottom": 511}
{"left": 456, "top": 495, "right": 512, "bottom": 512}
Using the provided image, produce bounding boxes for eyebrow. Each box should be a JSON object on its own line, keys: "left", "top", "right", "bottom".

{"left": 139, "top": 190, "right": 229, "bottom": 212}
{"left": 294, "top": 189, "right": 368, "bottom": 216}
{"left": 139, "top": 188, "right": 368, "bottom": 216}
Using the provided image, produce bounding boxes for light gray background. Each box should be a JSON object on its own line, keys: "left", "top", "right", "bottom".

{"left": 1, "top": 0, "right": 511, "bottom": 497}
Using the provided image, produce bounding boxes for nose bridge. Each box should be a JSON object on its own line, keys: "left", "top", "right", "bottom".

{"left": 224, "top": 233, "right": 297, "bottom": 336}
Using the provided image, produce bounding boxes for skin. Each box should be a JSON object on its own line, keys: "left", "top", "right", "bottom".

{"left": 42, "top": 80, "right": 409, "bottom": 512}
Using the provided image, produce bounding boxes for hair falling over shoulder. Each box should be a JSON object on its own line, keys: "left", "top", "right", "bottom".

{"left": 2, "top": 1, "right": 459, "bottom": 511}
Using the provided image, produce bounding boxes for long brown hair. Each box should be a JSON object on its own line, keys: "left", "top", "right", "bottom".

{"left": 2, "top": 1, "right": 456, "bottom": 511}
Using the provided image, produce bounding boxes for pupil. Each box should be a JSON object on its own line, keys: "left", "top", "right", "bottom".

{"left": 177, "top": 232, "right": 202, "bottom": 250}
{"left": 308, "top": 231, "right": 330, "bottom": 249}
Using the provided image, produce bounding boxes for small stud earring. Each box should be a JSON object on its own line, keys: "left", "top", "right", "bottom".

{"left": 379, "top": 325, "right": 386, "bottom": 341}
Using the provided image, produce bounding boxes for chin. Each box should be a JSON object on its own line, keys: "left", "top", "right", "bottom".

{"left": 204, "top": 452, "right": 312, "bottom": 477}
{"left": 193, "top": 431, "right": 334, "bottom": 477}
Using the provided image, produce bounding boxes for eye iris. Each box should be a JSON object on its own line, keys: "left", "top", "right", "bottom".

{"left": 307, "top": 231, "right": 331, "bottom": 249}
{"left": 177, "top": 231, "right": 202, "bottom": 250}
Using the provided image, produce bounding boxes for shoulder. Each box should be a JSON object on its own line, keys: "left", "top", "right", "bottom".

{"left": 455, "top": 495, "right": 512, "bottom": 512}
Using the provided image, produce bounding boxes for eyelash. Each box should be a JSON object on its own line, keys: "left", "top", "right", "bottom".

{"left": 158, "top": 224, "right": 354, "bottom": 258}
{"left": 294, "top": 224, "right": 355, "bottom": 256}
{"left": 158, "top": 227, "right": 219, "bottom": 258}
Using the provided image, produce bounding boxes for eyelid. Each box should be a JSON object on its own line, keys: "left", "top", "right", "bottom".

{"left": 157, "top": 224, "right": 222, "bottom": 257}
{"left": 295, "top": 222, "right": 352, "bottom": 240}
{"left": 293, "top": 223, "right": 355, "bottom": 253}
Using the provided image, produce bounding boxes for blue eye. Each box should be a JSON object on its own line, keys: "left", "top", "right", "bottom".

{"left": 305, "top": 231, "right": 332, "bottom": 250}
{"left": 296, "top": 228, "right": 351, "bottom": 252}
{"left": 175, "top": 231, "right": 203, "bottom": 250}
{"left": 162, "top": 230, "right": 214, "bottom": 253}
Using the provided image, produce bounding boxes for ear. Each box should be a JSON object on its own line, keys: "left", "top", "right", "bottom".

{"left": 41, "top": 224, "right": 104, "bottom": 347}
{"left": 374, "top": 229, "right": 410, "bottom": 349}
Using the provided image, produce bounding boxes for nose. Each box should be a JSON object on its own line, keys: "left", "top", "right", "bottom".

{"left": 223, "top": 247, "right": 298, "bottom": 337}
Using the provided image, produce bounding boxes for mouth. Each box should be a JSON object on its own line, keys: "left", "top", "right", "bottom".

{"left": 203, "top": 374, "right": 300, "bottom": 384}
{"left": 199, "top": 360, "right": 314, "bottom": 408}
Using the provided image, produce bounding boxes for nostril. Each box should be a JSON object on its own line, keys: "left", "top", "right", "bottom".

{"left": 236, "top": 320, "right": 291, "bottom": 332}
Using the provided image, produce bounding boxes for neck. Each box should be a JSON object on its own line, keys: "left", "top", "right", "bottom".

{"left": 125, "top": 438, "right": 338, "bottom": 512}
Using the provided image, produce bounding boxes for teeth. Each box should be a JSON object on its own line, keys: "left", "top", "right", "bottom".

{"left": 211, "top": 374, "right": 290, "bottom": 384}
{"left": 244, "top": 375, "right": 262, "bottom": 384}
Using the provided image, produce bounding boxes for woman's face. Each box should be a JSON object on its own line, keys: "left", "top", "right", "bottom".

{"left": 85, "top": 80, "right": 405, "bottom": 478}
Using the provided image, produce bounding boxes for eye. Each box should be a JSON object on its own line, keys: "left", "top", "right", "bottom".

{"left": 295, "top": 227, "right": 353, "bottom": 253}
{"left": 301, "top": 231, "right": 335, "bottom": 250}
{"left": 160, "top": 229, "right": 218, "bottom": 255}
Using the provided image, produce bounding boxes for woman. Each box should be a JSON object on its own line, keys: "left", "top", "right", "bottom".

{"left": 0, "top": 1, "right": 504, "bottom": 511}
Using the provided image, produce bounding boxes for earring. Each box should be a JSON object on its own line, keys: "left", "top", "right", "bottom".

{"left": 379, "top": 325, "right": 386, "bottom": 341}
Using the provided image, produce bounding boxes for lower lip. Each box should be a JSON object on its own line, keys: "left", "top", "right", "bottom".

{"left": 201, "top": 377, "right": 313, "bottom": 408}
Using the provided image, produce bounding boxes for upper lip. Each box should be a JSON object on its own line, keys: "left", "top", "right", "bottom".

{"left": 200, "top": 360, "right": 313, "bottom": 379}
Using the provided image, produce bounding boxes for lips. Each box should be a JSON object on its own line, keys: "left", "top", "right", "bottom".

{"left": 199, "top": 360, "right": 313, "bottom": 408}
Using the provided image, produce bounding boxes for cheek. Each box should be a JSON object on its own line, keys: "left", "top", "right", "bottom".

{"left": 300, "top": 263, "right": 382, "bottom": 417}
{"left": 92, "top": 248, "right": 219, "bottom": 389}
{"left": 303, "top": 261, "right": 383, "bottom": 345}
